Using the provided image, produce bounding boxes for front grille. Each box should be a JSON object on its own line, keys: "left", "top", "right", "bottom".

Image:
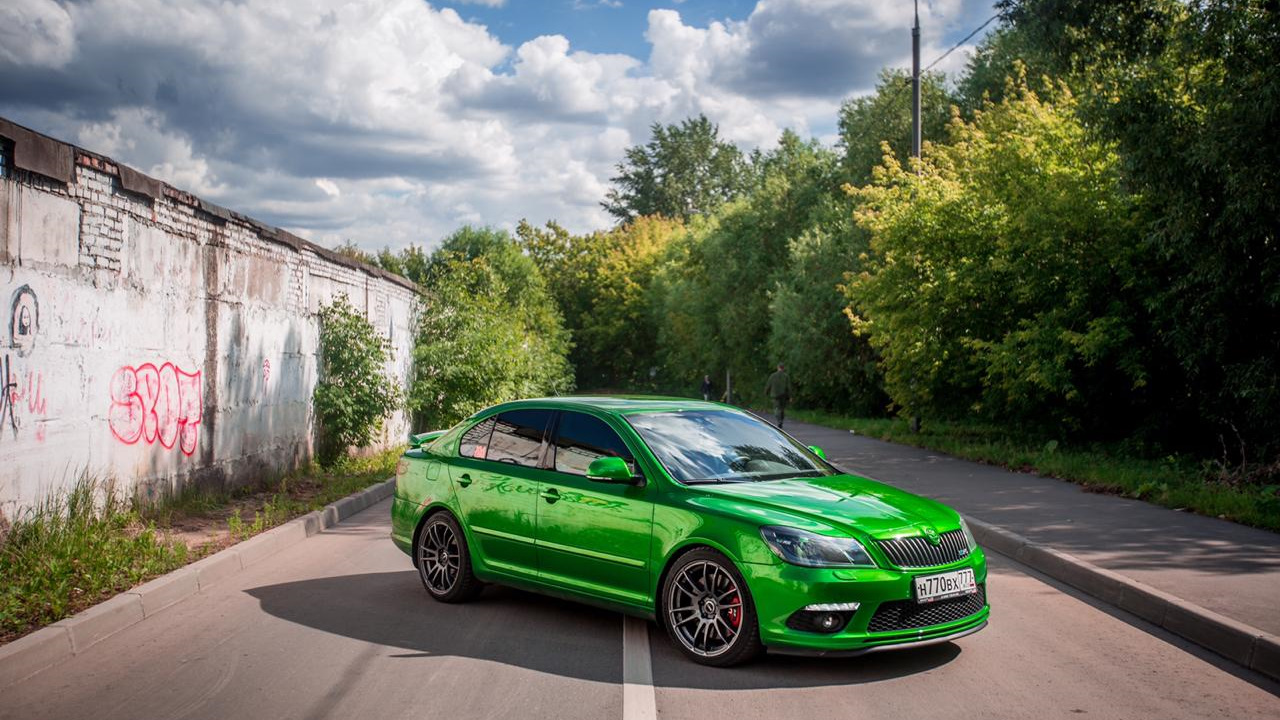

{"left": 867, "top": 584, "right": 986, "bottom": 633}
{"left": 877, "top": 529, "right": 969, "bottom": 568}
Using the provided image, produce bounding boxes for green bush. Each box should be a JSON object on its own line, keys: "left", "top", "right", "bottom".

{"left": 846, "top": 76, "right": 1150, "bottom": 433}
{"left": 314, "top": 295, "right": 402, "bottom": 466}
{"left": 409, "top": 228, "right": 573, "bottom": 430}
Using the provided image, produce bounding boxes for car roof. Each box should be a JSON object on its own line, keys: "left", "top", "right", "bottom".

{"left": 480, "top": 395, "right": 735, "bottom": 416}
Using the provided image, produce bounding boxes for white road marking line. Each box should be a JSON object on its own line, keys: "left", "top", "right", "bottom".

{"left": 622, "top": 615, "right": 658, "bottom": 720}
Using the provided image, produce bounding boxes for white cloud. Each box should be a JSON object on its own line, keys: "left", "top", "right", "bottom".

{"left": 0, "top": 0, "right": 74, "bottom": 68}
{"left": 0, "top": 0, "right": 994, "bottom": 251}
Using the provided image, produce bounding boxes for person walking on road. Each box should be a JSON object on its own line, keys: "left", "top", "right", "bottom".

{"left": 701, "top": 374, "right": 714, "bottom": 401}
{"left": 764, "top": 363, "right": 790, "bottom": 428}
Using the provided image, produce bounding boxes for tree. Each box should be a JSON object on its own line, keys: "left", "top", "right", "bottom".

{"left": 649, "top": 131, "right": 844, "bottom": 403}
{"left": 375, "top": 244, "right": 430, "bottom": 285}
{"left": 602, "top": 115, "right": 750, "bottom": 223}
{"left": 769, "top": 197, "right": 887, "bottom": 415}
{"left": 847, "top": 79, "right": 1152, "bottom": 433}
{"left": 332, "top": 240, "right": 376, "bottom": 265}
{"left": 314, "top": 296, "right": 402, "bottom": 465}
{"left": 409, "top": 227, "right": 574, "bottom": 430}
{"left": 838, "top": 69, "right": 956, "bottom": 185}
{"left": 999, "top": 0, "right": 1280, "bottom": 458}
{"left": 955, "top": 27, "right": 1054, "bottom": 112}
{"left": 518, "top": 217, "right": 682, "bottom": 390}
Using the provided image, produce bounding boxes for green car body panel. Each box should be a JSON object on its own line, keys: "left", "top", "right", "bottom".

{"left": 391, "top": 397, "right": 988, "bottom": 655}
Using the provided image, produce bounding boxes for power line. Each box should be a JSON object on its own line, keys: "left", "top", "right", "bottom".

{"left": 867, "top": 12, "right": 1002, "bottom": 110}
{"left": 924, "top": 14, "right": 999, "bottom": 73}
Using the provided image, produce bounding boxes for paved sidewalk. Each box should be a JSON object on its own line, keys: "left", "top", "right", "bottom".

{"left": 784, "top": 420, "right": 1280, "bottom": 637}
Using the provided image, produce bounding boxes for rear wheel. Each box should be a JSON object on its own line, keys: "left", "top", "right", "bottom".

{"left": 661, "top": 548, "right": 763, "bottom": 666}
{"left": 416, "top": 512, "right": 482, "bottom": 603}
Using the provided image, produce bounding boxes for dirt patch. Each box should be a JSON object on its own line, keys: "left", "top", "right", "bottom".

{"left": 154, "top": 477, "right": 334, "bottom": 553}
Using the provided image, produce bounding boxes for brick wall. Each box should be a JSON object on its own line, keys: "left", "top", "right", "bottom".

{"left": 0, "top": 118, "right": 418, "bottom": 516}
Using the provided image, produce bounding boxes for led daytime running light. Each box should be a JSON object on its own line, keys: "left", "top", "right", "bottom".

{"left": 804, "top": 602, "right": 860, "bottom": 612}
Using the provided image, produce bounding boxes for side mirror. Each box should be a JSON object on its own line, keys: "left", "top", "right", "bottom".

{"left": 808, "top": 445, "right": 827, "bottom": 460}
{"left": 586, "top": 456, "right": 643, "bottom": 486}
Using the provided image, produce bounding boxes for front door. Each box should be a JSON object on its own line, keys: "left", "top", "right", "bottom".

{"left": 535, "top": 410, "right": 656, "bottom": 606}
{"left": 449, "top": 409, "right": 552, "bottom": 578}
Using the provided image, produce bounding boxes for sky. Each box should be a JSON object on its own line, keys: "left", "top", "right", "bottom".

{"left": 0, "top": 0, "right": 998, "bottom": 252}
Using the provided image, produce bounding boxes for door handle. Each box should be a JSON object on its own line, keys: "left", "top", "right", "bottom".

{"left": 457, "top": 473, "right": 473, "bottom": 488}
{"left": 540, "top": 487, "right": 560, "bottom": 504}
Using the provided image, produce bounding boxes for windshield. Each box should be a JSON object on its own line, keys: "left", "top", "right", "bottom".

{"left": 626, "top": 409, "right": 834, "bottom": 484}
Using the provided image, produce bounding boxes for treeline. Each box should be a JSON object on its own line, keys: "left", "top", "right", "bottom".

{"left": 342, "top": 0, "right": 1278, "bottom": 469}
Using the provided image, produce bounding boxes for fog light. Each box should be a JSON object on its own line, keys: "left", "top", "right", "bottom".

{"left": 815, "top": 613, "right": 843, "bottom": 631}
{"left": 785, "top": 604, "right": 858, "bottom": 634}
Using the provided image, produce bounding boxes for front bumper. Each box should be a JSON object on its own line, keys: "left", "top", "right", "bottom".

{"left": 741, "top": 547, "right": 990, "bottom": 654}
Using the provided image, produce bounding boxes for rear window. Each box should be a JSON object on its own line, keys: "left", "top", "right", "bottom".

{"left": 459, "top": 418, "right": 496, "bottom": 459}
{"left": 486, "top": 409, "right": 553, "bottom": 468}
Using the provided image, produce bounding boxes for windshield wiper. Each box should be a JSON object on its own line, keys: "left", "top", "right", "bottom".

{"left": 682, "top": 478, "right": 747, "bottom": 485}
{"left": 749, "top": 469, "right": 826, "bottom": 482}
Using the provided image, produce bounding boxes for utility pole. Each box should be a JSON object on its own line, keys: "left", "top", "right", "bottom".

{"left": 911, "top": 0, "right": 922, "bottom": 160}
{"left": 910, "top": 1, "right": 922, "bottom": 433}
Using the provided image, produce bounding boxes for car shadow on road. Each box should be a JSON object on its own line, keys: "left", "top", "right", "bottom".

{"left": 245, "top": 571, "right": 962, "bottom": 690}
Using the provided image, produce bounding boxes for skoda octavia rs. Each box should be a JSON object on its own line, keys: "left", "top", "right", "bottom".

{"left": 391, "top": 397, "right": 989, "bottom": 666}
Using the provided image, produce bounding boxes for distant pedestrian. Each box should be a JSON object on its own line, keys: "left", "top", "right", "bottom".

{"left": 701, "top": 374, "right": 713, "bottom": 401}
{"left": 764, "top": 363, "right": 790, "bottom": 428}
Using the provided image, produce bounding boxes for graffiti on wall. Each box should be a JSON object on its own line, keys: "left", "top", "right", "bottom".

{"left": 108, "top": 363, "right": 203, "bottom": 456}
{"left": 2, "top": 285, "right": 48, "bottom": 441}
{"left": 9, "top": 285, "right": 39, "bottom": 358}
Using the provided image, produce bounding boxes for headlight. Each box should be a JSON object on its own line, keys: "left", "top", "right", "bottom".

{"left": 759, "top": 526, "right": 877, "bottom": 568}
{"left": 959, "top": 517, "right": 978, "bottom": 551}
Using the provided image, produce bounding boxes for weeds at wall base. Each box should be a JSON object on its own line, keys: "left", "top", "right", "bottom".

{"left": 0, "top": 447, "right": 402, "bottom": 645}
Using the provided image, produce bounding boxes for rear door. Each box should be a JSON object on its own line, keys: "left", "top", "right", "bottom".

{"left": 535, "top": 410, "right": 657, "bottom": 606}
{"left": 449, "top": 409, "right": 552, "bottom": 579}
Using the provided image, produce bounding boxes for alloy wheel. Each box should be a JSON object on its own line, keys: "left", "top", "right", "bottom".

{"left": 419, "top": 519, "right": 461, "bottom": 595}
{"left": 665, "top": 559, "right": 744, "bottom": 657}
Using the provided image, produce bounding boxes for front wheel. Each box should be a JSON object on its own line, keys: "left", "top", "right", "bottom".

{"left": 661, "top": 548, "right": 763, "bottom": 666}
{"left": 416, "top": 512, "right": 483, "bottom": 603}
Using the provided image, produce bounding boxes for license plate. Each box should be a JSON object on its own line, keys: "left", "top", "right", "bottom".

{"left": 914, "top": 568, "right": 977, "bottom": 604}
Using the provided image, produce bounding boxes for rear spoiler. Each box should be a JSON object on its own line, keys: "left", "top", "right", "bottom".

{"left": 409, "top": 429, "right": 447, "bottom": 450}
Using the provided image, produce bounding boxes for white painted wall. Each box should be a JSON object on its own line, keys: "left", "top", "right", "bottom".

{"left": 0, "top": 135, "right": 417, "bottom": 519}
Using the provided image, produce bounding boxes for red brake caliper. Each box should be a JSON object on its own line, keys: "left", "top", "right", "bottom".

{"left": 726, "top": 593, "right": 741, "bottom": 628}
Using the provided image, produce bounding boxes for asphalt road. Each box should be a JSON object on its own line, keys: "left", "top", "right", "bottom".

{"left": 782, "top": 420, "right": 1280, "bottom": 635}
{"left": 3, "top": 498, "right": 1277, "bottom": 720}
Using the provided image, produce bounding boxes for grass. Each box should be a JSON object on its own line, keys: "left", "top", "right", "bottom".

{"left": 0, "top": 447, "right": 403, "bottom": 644}
{"left": 0, "top": 476, "right": 190, "bottom": 643}
{"left": 789, "top": 409, "right": 1280, "bottom": 533}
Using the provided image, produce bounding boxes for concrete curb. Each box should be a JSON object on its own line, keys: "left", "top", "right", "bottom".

{"left": 0, "top": 477, "right": 395, "bottom": 689}
{"left": 967, "top": 517, "right": 1280, "bottom": 683}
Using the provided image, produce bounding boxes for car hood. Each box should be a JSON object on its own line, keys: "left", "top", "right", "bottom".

{"left": 688, "top": 473, "right": 960, "bottom": 540}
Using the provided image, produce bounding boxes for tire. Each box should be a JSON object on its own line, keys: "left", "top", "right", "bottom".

{"left": 660, "top": 548, "right": 763, "bottom": 667}
{"left": 416, "top": 511, "right": 483, "bottom": 603}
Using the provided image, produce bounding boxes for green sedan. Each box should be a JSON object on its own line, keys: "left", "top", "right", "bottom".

{"left": 391, "top": 397, "right": 989, "bottom": 666}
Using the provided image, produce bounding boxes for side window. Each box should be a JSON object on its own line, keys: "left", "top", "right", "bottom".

{"left": 487, "top": 410, "right": 553, "bottom": 468}
{"left": 459, "top": 417, "right": 496, "bottom": 459}
{"left": 553, "top": 412, "right": 634, "bottom": 476}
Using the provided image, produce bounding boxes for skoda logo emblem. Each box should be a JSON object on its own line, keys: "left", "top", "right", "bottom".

{"left": 924, "top": 527, "right": 940, "bottom": 545}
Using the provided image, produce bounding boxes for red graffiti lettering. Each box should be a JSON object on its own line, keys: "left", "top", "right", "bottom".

{"left": 25, "top": 372, "right": 46, "bottom": 415}
{"left": 108, "top": 363, "right": 203, "bottom": 456}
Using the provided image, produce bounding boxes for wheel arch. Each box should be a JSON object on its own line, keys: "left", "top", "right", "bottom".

{"left": 653, "top": 538, "right": 742, "bottom": 614}
{"left": 411, "top": 502, "right": 462, "bottom": 558}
